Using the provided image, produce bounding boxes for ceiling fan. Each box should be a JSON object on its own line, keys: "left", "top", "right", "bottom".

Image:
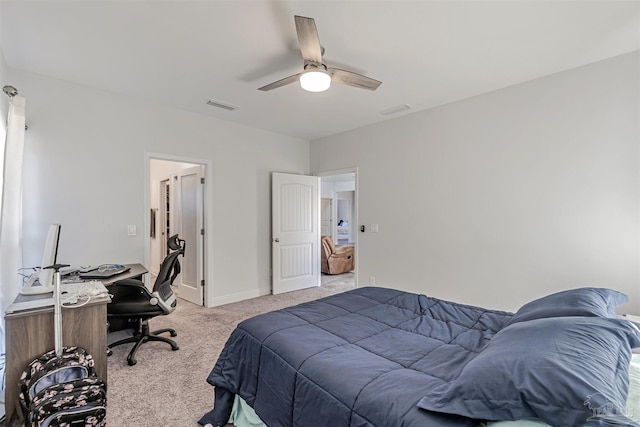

{"left": 258, "top": 15, "right": 382, "bottom": 93}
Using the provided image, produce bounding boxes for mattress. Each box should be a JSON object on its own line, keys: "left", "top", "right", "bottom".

{"left": 221, "top": 354, "right": 640, "bottom": 427}
{"left": 223, "top": 395, "right": 551, "bottom": 427}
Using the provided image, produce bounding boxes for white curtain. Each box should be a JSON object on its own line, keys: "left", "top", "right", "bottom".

{"left": 0, "top": 95, "right": 26, "bottom": 355}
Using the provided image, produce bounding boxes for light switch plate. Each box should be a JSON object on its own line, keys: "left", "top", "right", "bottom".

{"left": 127, "top": 225, "right": 137, "bottom": 236}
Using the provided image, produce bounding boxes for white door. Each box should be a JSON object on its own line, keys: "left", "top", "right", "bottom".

{"left": 159, "top": 178, "right": 171, "bottom": 259}
{"left": 321, "top": 198, "right": 332, "bottom": 237}
{"left": 174, "top": 165, "right": 205, "bottom": 305}
{"left": 272, "top": 172, "right": 320, "bottom": 294}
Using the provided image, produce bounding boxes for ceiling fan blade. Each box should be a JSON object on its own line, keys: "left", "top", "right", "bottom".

{"left": 329, "top": 68, "right": 382, "bottom": 91}
{"left": 258, "top": 73, "right": 301, "bottom": 91}
{"left": 295, "top": 15, "right": 323, "bottom": 64}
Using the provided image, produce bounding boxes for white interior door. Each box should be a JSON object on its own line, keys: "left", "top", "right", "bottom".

{"left": 158, "top": 178, "right": 171, "bottom": 267}
{"left": 321, "top": 198, "right": 332, "bottom": 236}
{"left": 272, "top": 172, "right": 320, "bottom": 294}
{"left": 175, "top": 165, "right": 204, "bottom": 305}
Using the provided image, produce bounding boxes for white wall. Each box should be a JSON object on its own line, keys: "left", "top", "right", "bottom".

{"left": 11, "top": 69, "right": 309, "bottom": 307}
{"left": 0, "top": 52, "right": 7, "bottom": 119}
{"left": 320, "top": 180, "right": 334, "bottom": 199}
{"left": 311, "top": 52, "right": 640, "bottom": 314}
{"left": 333, "top": 181, "right": 355, "bottom": 193}
{"left": 0, "top": 0, "right": 5, "bottom": 119}
{"left": 0, "top": 15, "right": 8, "bottom": 120}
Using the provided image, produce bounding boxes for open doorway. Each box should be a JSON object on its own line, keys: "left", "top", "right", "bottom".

{"left": 148, "top": 158, "right": 206, "bottom": 306}
{"left": 319, "top": 169, "right": 357, "bottom": 289}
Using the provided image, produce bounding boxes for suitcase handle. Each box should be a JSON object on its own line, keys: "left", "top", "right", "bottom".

{"left": 44, "top": 264, "right": 69, "bottom": 356}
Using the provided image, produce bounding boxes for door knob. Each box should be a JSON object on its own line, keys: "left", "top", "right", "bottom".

{"left": 273, "top": 238, "right": 280, "bottom": 242}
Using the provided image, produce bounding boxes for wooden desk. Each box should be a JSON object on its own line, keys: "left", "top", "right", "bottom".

{"left": 3, "top": 263, "right": 146, "bottom": 420}
{"left": 100, "top": 263, "right": 147, "bottom": 286}
{"left": 4, "top": 295, "right": 109, "bottom": 421}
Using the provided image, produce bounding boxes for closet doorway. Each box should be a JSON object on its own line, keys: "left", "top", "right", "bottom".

{"left": 148, "top": 157, "right": 207, "bottom": 306}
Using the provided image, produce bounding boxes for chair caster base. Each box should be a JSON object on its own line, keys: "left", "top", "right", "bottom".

{"left": 108, "top": 320, "right": 178, "bottom": 365}
{"left": 153, "top": 327, "right": 177, "bottom": 338}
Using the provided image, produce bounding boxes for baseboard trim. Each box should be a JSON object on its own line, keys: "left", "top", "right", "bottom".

{"left": 208, "top": 286, "right": 271, "bottom": 307}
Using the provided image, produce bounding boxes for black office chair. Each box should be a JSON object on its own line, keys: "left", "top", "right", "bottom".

{"left": 107, "top": 234, "right": 185, "bottom": 365}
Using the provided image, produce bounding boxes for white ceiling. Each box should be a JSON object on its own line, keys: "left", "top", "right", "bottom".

{"left": 1, "top": 1, "right": 638, "bottom": 141}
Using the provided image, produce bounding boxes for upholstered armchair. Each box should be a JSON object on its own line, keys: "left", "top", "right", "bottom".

{"left": 321, "top": 235, "right": 355, "bottom": 275}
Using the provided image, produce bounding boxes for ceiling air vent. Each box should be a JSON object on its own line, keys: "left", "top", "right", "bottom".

{"left": 206, "top": 99, "right": 239, "bottom": 111}
{"left": 380, "top": 104, "right": 411, "bottom": 116}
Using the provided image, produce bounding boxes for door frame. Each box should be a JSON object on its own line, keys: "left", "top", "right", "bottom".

{"left": 317, "top": 167, "right": 359, "bottom": 287}
{"left": 143, "top": 152, "right": 213, "bottom": 306}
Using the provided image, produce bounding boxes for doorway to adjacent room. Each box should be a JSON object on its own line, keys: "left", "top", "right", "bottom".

{"left": 319, "top": 169, "right": 357, "bottom": 289}
{"left": 146, "top": 156, "right": 208, "bottom": 306}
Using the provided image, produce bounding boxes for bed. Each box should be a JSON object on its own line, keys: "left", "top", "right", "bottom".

{"left": 199, "top": 287, "right": 640, "bottom": 427}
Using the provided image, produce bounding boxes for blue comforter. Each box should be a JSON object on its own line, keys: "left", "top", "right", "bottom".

{"left": 199, "top": 287, "right": 513, "bottom": 427}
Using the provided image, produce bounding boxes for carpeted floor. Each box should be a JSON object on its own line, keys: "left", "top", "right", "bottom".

{"left": 106, "top": 279, "right": 355, "bottom": 426}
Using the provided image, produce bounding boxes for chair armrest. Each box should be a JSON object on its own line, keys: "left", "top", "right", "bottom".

{"left": 152, "top": 290, "right": 177, "bottom": 314}
{"left": 329, "top": 252, "right": 354, "bottom": 261}
{"left": 108, "top": 278, "right": 153, "bottom": 303}
{"left": 334, "top": 246, "right": 354, "bottom": 256}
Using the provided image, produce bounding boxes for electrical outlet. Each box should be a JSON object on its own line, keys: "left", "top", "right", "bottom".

{"left": 127, "top": 225, "right": 137, "bottom": 236}
{"left": 371, "top": 224, "right": 379, "bottom": 233}
{"left": 369, "top": 276, "right": 376, "bottom": 285}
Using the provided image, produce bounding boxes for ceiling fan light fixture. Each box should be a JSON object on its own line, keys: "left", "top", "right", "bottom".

{"left": 300, "top": 69, "right": 331, "bottom": 92}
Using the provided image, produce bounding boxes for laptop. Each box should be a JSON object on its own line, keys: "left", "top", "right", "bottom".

{"left": 79, "top": 264, "right": 131, "bottom": 279}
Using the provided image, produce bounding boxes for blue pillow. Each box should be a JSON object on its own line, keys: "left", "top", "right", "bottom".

{"left": 506, "top": 287, "right": 628, "bottom": 327}
{"left": 417, "top": 317, "right": 640, "bottom": 427}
